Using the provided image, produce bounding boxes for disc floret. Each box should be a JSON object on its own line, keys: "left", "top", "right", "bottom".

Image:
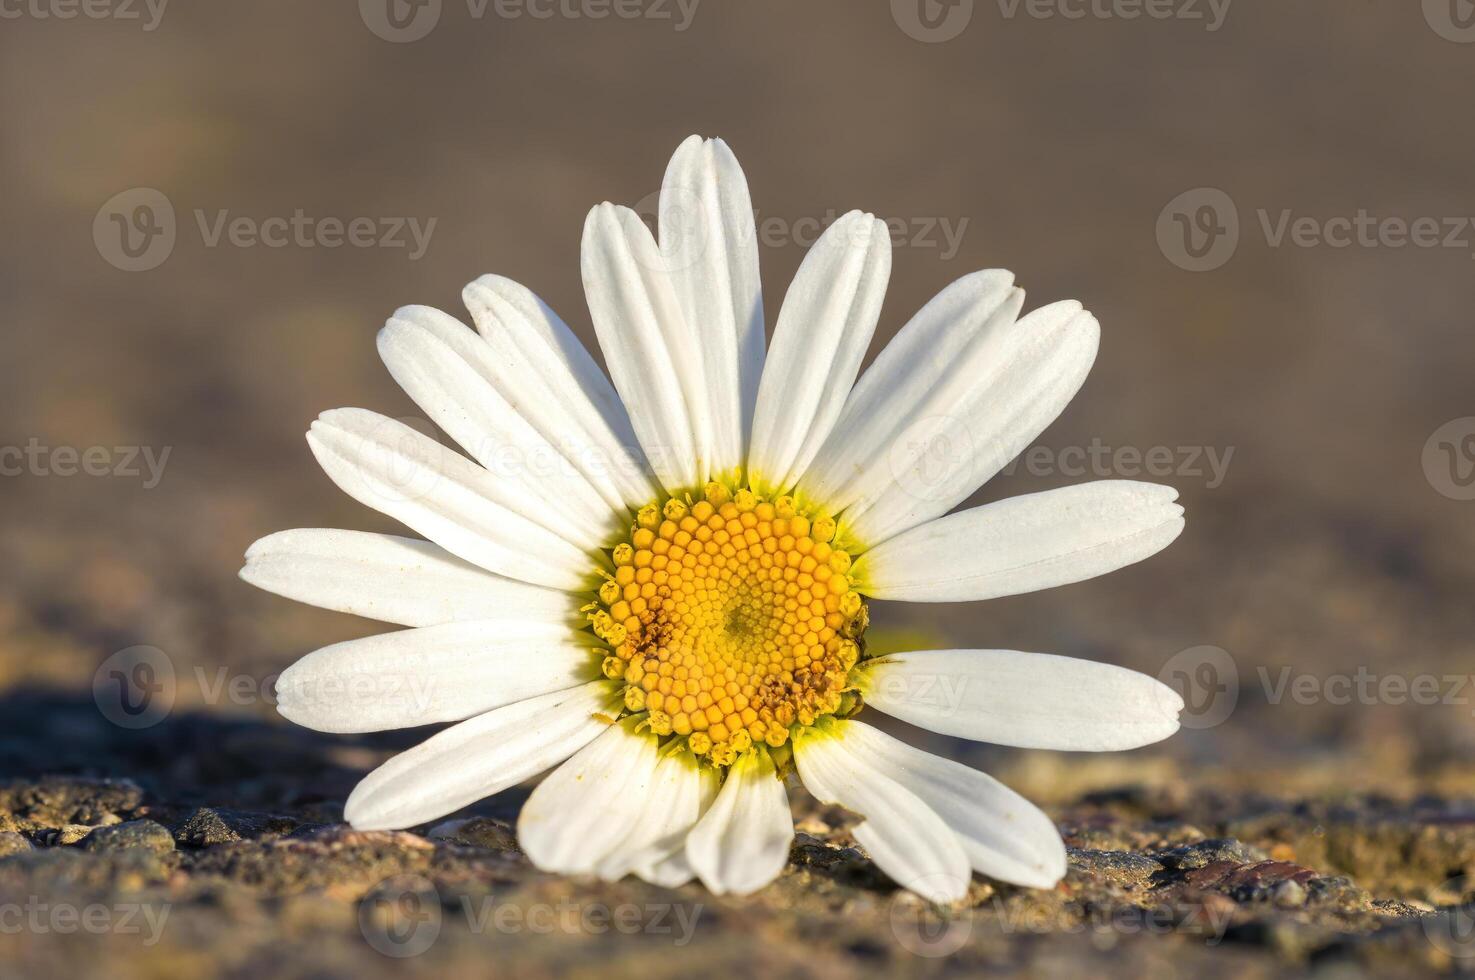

{"left": 587, "top": 482, "right": 869, "bottom": 767}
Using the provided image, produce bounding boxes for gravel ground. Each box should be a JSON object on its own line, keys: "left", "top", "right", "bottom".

{"left": 1, "top": 740, "right": 1473, "bottom": 978}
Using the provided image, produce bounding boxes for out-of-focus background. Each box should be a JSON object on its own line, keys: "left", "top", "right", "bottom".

{"left": 2, "top": 2, "right": 1474, "bottom": 977}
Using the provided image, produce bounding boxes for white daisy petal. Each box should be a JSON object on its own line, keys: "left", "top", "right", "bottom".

{"left": 748, "top": 210, "right": 891, "bottom": 494}
{"left": 462, "top": 275, "right": 659, "bottom": 510}
{"left": 660, "top": 135, "right": 765, "bottom": 476}
{"left": 599, "top": 751, "right": 719, "bottom": 884}
{"left": 858, "top": 649, "right": 1184, "bottom": 751}
{"left": 685, "top": 748, "right": 793, "bottom": 895}
{"left": 793, "top": 724, "right": 971, "bottom": 903}
{"left": 799, "top": 269, "right": 1022, "bottom": 510}
{"left": 274, "top": 620, "right": 600, "bottom": 734}
{"left": 518, "top": 725, "right": 659, "bottom": 875}
{"left": 854, "top": 482, "right": 1185, "bottom": 603}
{"left": 581, "top": 203, "right": 710, "bottom": 491}
{"left": 344, "top": 680, "right": 617, "bottom": 831}
{"left": 638, "top": 853, "right": 697, "bottom": 889}
{"left": 834, "top": 721, "right": 1066, "bottom": 889}
{"left": 378, "top": 306, "right": 615, "bottom": 547}
{"left": 240, "top": 529, "right": 576, "bottom": 627}
{"left": 834, "top": 299, "right": 1101, "bottom": 546}
{"left": 307, "top": 408, "right": 591, "bottom": 591}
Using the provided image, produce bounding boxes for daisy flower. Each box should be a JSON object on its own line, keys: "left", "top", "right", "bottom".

{"left": 242, "top": 136, "right": 1186, "bottom": 902}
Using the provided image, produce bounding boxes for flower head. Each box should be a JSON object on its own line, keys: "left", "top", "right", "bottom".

{"left": 243, "top": 135, "right": 1187, "bottom": 902}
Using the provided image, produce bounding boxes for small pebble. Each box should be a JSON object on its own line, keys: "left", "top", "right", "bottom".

{"left": 1272, "top": 879, "right": 1308, "bottom": 908}
{"left": 0, "top": 831, "right": 33, "bottom": 857}
{"left": 80, "top": 819, "right": 176, "bottom": 855}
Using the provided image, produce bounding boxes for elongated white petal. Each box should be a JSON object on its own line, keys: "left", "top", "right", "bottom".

{"left": 344, "top": 681, "right": 617, "bottom": 831}
{"left": 858, "top": 649, "right": 1183, "bottom": 751}
{"left": 855, "top": 482, "right": 1185, "bottom": 602}
{"left": 685, "top": 749, "right": 793, "bottom": 895}
{"left": 638, "top": 851, "right": 698, "bottom": 889}
{"left": 518, "top": 725, "right": 659, "bottom": 875}
{"left": 307, "top": 408, "right": 591, "bottom": 591}
{"left": 835, "top": 300, "right": 1100, "bottom": 545}
{"left": 748, "top": 211, "right": 891, "bottom": 493}
{"left": 378, "top": 306, "right": 614, "bottom": 547}
{"left": 793, "top": 725, "right": 971, "bottom": 903}
{"left": 800, "top": 270, "right": 1022, "bottom": 509}
{"left": 598, "top": 751, "right": 717, "bottom": 884}
{"left": 462, "top": 275, "right": 659, "bottom": 510}
{"left": 275, "top": 620, "right": 600, "bottom": 734}
{"left": 660, "top": 136, "right": 765, "bottom": 477}
{"left": 834, "top": 722, "right": 1065, "bottom": 888}
{"left": 582, "top": 203, "right": 710, "bottom": 490}
{"left": 241, "top": 529, "right": 576, "bottom": 628}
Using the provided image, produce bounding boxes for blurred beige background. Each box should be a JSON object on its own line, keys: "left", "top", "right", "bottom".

{"left": 2, "top": 0, "right": 1474, "bottom": 802}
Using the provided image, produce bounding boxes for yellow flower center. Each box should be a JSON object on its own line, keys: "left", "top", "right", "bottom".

{"left": 588, "top": 482, "right": 869, "bottom": 767}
